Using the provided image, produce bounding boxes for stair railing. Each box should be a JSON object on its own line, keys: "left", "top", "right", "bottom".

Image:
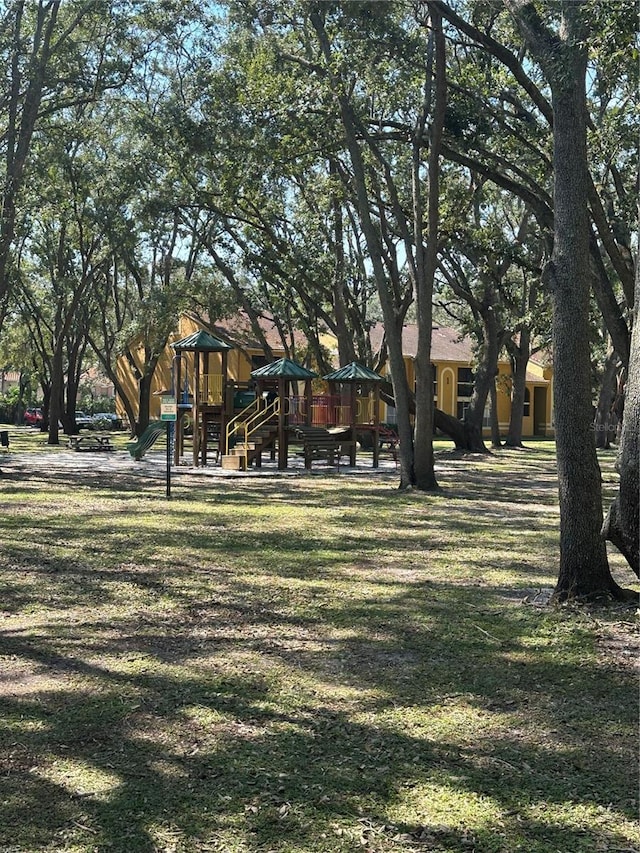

{"left": 225, "top": 398, "right": 286, "bottom": 455}
{"left": 238, "top": 399, "right": 283, "bottom": 457}
{"left": 225, "top": 398, "right": 260, "bottom": 454}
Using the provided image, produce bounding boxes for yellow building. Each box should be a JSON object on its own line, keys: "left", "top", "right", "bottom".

{"left": 369, "top": 323, "right": 553, "bottom": 438}
{"left": 116, "top": 312, "right": 304, "bottom": 424}
{"left": 117, "top": 314, "right": 553, "bottom": 439}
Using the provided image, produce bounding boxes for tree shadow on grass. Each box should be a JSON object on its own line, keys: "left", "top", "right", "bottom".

{"left": 1, "top": 574, "right": 637, "bottom": 853}
{"left": 1, "top": 455, "right": 637, "bottom": 852}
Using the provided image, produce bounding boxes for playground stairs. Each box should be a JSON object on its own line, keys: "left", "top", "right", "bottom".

{"left": 220, "top": 423, "right": 278, "bottom": 470}
{"left": 222, "top": 399, "right": 280, "bottom": 470}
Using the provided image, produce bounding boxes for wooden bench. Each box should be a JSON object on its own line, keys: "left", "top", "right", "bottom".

{"left": 68, "top": 433, "right": 114, "bottom": 452}
{"left": 378, "top": 426, "right": 399, "bottom": 464}
{"left": 291, "top": 426, "right": 354, "bottom": 469}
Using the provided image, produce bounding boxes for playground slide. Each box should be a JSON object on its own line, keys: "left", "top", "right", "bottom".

{"left": 127, "top": 420, "right": 167, "bottom": 460}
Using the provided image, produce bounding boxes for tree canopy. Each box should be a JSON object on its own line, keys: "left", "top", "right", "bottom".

{"left": 0, "top": 0, "right": 637, "bottom": 599}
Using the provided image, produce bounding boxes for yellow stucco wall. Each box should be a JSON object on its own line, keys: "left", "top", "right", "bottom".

{"left": 380, "top": 356, "right": 554, "bottom": 438}
{"left": 116, "top": 315, "right": 267, "bottom": 423}
{"left": 117, "top": 315, "right": 554, "bottom": 437}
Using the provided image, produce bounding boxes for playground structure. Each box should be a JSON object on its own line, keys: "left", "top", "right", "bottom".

{"left": 163, "top": 333, "right": 391, "bottom": 470}
{"left": 127, "top": 421, "right": 166, "bottom": 460}
{"left": 170, "top": 329, "right": 232, "bottom": 467}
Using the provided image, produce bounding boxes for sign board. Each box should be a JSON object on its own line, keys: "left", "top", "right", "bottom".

{"left": 160, "top": 395, "right": 177, "bottom": 421}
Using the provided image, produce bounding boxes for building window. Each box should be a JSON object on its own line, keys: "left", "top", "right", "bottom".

{"left": 251, "top": 355, "right": 268, "bottom": 371}
{"left": 432, "top": 364, "right": 437, "bottom": 402}
{"left": 524, "top": 387, "right": 531, "bottom": 417}
{"left": 457, "top": 367, "right": 474, "bottom": 398}
{"left": 482, "top": 399, "right": 492, "bottom": 428}
{"left": 457, "top": 367, "right": 474, "bottom": 420}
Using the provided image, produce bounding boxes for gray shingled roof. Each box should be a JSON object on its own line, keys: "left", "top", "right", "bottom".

{"left": 369, "top": 323, "right": 475, "bottom": 362}
{"left": 251, "top": 358, "right": 317, "bottom": 379}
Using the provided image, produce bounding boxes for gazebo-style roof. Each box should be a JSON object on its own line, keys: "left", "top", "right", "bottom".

{"left": 251, "top": 358, "right": 317, "bottom": 380}
{"left": 170, "top": 329, "right": 232, "bottom": 469}
{"left": 323, "top": 361, "right": 384, "bottom": 469}
{"left": 250, "top": 357, "right": 317, "bottom": 470}
{"left": 171, "top": 330, "right": 232, "bottom": 352}
{"left": 323, "top": 362, "right": 383, "bottom": 383}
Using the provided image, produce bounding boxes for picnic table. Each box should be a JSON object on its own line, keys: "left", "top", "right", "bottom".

{"left": 290, "top": 425, "right": 354, "bottom": 469}
{"left": 68, "top": 433, "right": 114, "bottom": 452}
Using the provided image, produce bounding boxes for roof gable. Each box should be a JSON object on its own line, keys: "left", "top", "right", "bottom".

{"left": 370, "top": 323, "right": 475, "bottom": 363}
{"left": 187, "top": 311, "right": 308, "bottom": 353}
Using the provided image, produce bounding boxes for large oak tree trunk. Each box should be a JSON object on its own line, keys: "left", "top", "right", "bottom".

{"left": 505, "top": 0, "right": 634, "bottom": 601}
{"left": 602, "top": 219, "right": 639, "bottom": 577}
{"left": 505, "top": 330, "right": 530, "bottom": 447}
{"left": 413, "top": 5, "right": 445, "bottom": 492}
{"left": 137, "top": 368, "right": 155, "bottom": 438}
{"left": 540, "top": 20, "right": 623, "bottom": 600}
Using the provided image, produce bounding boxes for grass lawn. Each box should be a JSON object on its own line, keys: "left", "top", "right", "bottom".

{"left": 0, "top": 430, "right": 638, "bottom": 853}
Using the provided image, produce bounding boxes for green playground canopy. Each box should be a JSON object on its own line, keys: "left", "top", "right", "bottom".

{"left": 251, "top": 358, "right": 317, "bottom": 379}
{"left": 323, "top": 362, "right": 384, "bottom": 382}
{"left": 171, "top": 330, "right": 232, "bottom": 352}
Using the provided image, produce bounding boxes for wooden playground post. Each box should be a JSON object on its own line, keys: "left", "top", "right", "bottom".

{"left": 219, "top": 350, "right": 229, "bottom": 461}
{"left": 373, "top": 386, "right": 380, "bottom": 468}
{"left": 305, "top": 378, "right": 313, "bottom": 426}
{"left": 277, "top": 376, "right": 287, "bottom": 469}
{"left": 193, "top": 351, "right": 200, "bottom": 467}
{"left": 349, "top": 382, "right": 357, "bottom": 466}
{"left": 201, "top": 351, "right": 210, "bottom": 464}
{"left": 173, "top": 354, "right": 182, "bottom": 466}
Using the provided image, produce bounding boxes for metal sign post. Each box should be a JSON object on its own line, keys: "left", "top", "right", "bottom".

{"left": 160, "top": 396, "right": 177, "bottom": 499}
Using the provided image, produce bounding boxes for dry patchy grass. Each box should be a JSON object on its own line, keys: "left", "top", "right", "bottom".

{"left": 0, "top": 436, "right": 637, "bottom": 853}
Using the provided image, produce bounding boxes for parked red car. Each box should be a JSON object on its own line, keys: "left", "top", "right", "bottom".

{"left": 24, "top": 407, "right": 43, "bottom": 426}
